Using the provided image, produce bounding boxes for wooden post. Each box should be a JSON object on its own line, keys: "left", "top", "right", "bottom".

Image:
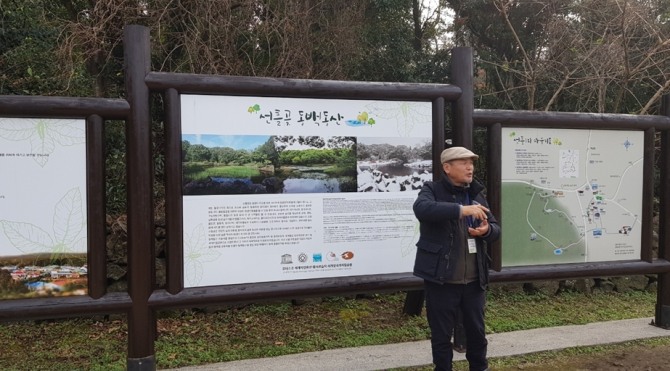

{"left": 86, "top": 114, "right": 107, "bottom": 299}
{"left": 450, "top": 47, "right": 475, "bottom": 350}
{"left": 164, "top": 88, "right": 184, "bottom": 295}
{"left": 657, "top": 95, "right": 670, "bottom": 329}
{"left": 487, "top": 123, "right": 502, "bottom": 271}
{"left": 124, "top": 25, "right": 157, "bottom": 369}
{"left": 450, "top": 47, "right": 474, "bottom": 148}
{"left": 432, "top": 97, "right": 446, "bottom": 177}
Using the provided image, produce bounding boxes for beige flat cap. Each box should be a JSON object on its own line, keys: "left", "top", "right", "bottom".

{"left": 440, "top": 146, "right": 479, "bottom": 163}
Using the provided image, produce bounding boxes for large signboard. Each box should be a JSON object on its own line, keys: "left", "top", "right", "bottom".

{"left": 181, "top": 95, "right": 432, "bottom": 287}
{"left": 501, "top": 127, "right": 644, "bottom": 267}
{"left": 0, "top": 118, "right": 88, "bottom": 299}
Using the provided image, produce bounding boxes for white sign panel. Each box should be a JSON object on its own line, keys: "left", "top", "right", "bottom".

{"left": 181, "top": 95, "right": 433, "bottom": 287}
{"left": 0, "top": 118, "right": 88, "bottom": 299}
{"left": 501, "top": 127, "right": 643, "bottom": 266}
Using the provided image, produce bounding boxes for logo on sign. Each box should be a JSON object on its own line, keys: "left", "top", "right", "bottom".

{"left": 281, "top": 254, "right": 293, "bottom": 264}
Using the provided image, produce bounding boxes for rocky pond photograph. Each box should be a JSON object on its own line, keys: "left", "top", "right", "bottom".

{"left": 356, "top": 137, "right": 433, "bottom": 192}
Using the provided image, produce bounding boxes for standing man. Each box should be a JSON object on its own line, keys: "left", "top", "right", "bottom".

{"left": 413, "top": 146, "right": 500, "bottom": 371}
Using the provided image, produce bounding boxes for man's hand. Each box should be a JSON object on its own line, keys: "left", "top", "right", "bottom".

{"left": 461, "top": 203, "right": 489, "bottom": 222}
{"left": 468, "top": 219, "right": 489, "bottom": 237}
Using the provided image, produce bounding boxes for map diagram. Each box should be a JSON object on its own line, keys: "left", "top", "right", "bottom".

{"left": 501, "top": 128, "right": 643, "bottom": 267}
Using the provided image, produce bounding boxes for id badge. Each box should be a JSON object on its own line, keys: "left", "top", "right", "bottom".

{"left": 467, "top": 238, "right": 477, "bottom": 254}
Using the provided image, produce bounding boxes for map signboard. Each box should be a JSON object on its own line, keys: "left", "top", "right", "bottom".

{"left": 501, "top": 127, "right": 643, "bottom": 267}
{"left": 181, "top": 95, "right": 432, "bottom": 287}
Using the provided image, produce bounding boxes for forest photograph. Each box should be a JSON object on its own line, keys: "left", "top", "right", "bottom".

{"left": 182, "top": 134, "right": 357, "bottom": 195}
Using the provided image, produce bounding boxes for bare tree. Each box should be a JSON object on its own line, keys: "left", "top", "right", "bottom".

{"left": 54, "top": 0, "right": 368, "bottom": 97}
{"left": 540, "top": 0, "right": 670, "bottom": 113}
{"left": 58, "top": 0, "right": 147, "bottom": 97}
{"left": 462, "top": 0, "right": 670, "bottom": 114}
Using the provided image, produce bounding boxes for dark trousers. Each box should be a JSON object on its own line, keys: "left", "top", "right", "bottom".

{"left": 424, "top": 280, "right": 487, "bottom": 371}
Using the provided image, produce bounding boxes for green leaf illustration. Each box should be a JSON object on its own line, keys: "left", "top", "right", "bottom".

{"left": 0, "top": 118, "right": 85, "bottom": 167}
{"left": 185, "top": 224, "right": 222, "bottom": 286}
{"left": 0, "top": 221, "right": 54, "bottom": 253}
{"left": 0, "top": 120, "right": 35, "bottom": 140}
{"left": 365, "top": 102, "right": 431, "bottom": 136}
{"left": 0, "top": 187, "right": 85, "bottom": 259}
{"left": 53, "top": 188, "right": 84, "bottom": 246}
